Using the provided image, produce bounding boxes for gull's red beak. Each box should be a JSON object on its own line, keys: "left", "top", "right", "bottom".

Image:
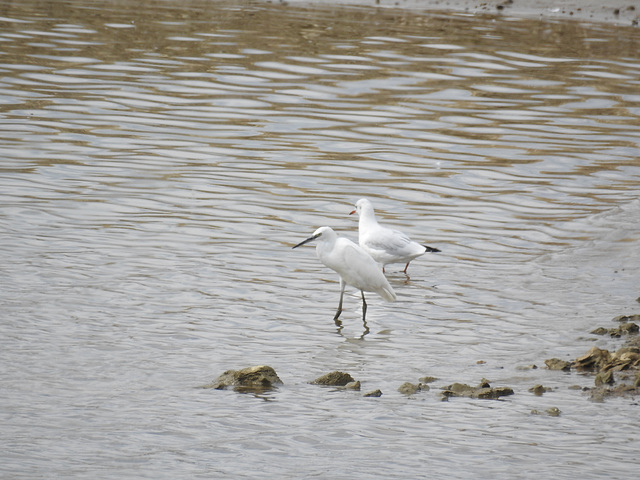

{"left": 349, "top": 210, "right": 356, "bottom": 215}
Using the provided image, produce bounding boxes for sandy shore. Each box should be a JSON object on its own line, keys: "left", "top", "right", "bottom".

{"left": 284, "top": 0, "right": 640, "bottom": 26}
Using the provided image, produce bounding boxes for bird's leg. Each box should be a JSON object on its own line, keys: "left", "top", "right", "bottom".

{"left": 382, "top": 266, "right": 386, "bottom": 273}
{"left": 334, "top": 278, "right": 345, "bottom": 321}
{"left": 360, "top": 314, "right": 370, "bottom": 339}
{"left": 403, "top": 262, "right": 410, "bottom": 274}
{"left": 361, "top": 290, "right": 367, "bottom": 322}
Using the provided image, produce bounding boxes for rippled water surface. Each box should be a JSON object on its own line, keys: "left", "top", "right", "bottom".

{"left": 1, "top": 0, "right": 640, "bottom": 478}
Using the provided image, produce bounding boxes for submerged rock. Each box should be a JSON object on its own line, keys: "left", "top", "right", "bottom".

{"left": 618, "top": 323, "right": 640, "bottom": 335}
{"left": 345, "top": 381, "right": 361, "bottom": 391}
{"left": 516, "top": 364, "right": 538, "bottom": 371}
{"left": 589, "top": 382, "right": 639, "bottom": 402}
{"left": 204, "top": 365, "right": 283, "bottom": 392}
{"left": 441, "top": 380, "right": 514, "bottom": 400}
{"left": 530, "top": 407, "right": 561, "bottom": 417}
{"left": 591, "top": 322, "right": 639, "bottom": 337}
{"left": 310, "top": 371, "right": 355, "bottom": 386}
{"left": 529, "top": 384, "right": 551, "bottom": 396}
{"left": 363, "top": 389, "right": 382, "bottom": 397}
{"left": 545, "top": 358, "right": 572, "bottom": 371}
{"left": 612, "top": 314, "right": 640, "bottom": 323}
{"left": 398, "top": 382, "right": 425, "bottom": 395}
{"left": 594, "top": 370, "right": 614, "bottom": 386}
{"left": 591, "top": 314, "right": 640, "bottom": 337}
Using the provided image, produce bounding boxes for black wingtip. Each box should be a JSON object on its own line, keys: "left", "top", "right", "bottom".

{"left": 424, "top": 246, "right": 441, "bottom": 253}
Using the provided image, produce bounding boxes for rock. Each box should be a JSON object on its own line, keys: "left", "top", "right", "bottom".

{"left": 363, "top": 389, "right": 382, "bottom": 397}
{"left": 572, "top": 334, "right": 640, "bottom": 400}
{"left": 516, "top": 364, "right": 538, "bottom": 370}
{"left": 529, "top": 384, "right": 550, "bottom": 396}
{"left": 616, "top": 346, "right": 640, "bottom": 355}
{"left": 618, "top": 322, "right": 639, "bottom": 335}
{"left": 398, "top": 382, "right": 429, "bottom": 395}
{"left": 441, "top": 380, "right": 513, "bottom": 400}
{"left": 531, "top": 406, "right": 560, "bottom": 416}
{"left": 589, "top": 382, "right": 639, "bottom": 401}
{"left": 590, "top": 321, "right": 638, "bottom": 337}
{"left": 418, "top": 376, "right": 438, "bottom": 384}
{"left": 545, "top": 358, "right": 572, "bottom": 371}
{"left": 603, "top": 348, "right": 640, "bottom": 372}
{"left": 595, "top": 370, "right": 614, "bottom": 386}
{"left": 546, "top": 407, "right": 561, "bottom": 417}
{"left": 492, "top": 386, "right": 515, "bottom": 397}
{"left": 398, "top": 382, "right": 422, "bottom": 395}
{"left": 573, "top": 347, "right": 612, "bottom": 371}
{"left": 310, "top": 371, "right": 355, "bottom": 386}
{"left": 612, "top": 314, "right": 640, "bottom": 323}
{"left": 606, "top": 322, "right": 639, "bottom": 337}
{"left": 442, "top": 382, "right": 476, "bottom": 397}
{"left": 204, "top": 365, "right": 283, "bottom": 392}
{"left": 345, "top": 381, "right": 361, "bottom": 391}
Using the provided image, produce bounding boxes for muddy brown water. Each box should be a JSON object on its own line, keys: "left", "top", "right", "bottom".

{"left": 1, "top": 1, "right": 639, "bottom": 478}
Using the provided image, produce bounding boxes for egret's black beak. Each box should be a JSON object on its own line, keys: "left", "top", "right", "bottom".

{"left": 292, "top": 233, "right": 321, "bottom": 249}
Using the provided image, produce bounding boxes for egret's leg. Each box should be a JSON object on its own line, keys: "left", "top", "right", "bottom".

{"left": 361, "top": 317, "right": 370, "bottom": 339}
{"left": 361, "top": 290, "right": 367, "bottom": 322}
{"left": 334, "top": 278, "right": 345, "bottom": 321}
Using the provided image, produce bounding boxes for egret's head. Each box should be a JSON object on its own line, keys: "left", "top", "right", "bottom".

{"left": 292, "top": 226, "right": 333, "bottom": 249}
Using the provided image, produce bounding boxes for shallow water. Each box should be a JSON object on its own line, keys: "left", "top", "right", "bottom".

{"left": 1, "top": 0, "right": 640, "bottom": 478}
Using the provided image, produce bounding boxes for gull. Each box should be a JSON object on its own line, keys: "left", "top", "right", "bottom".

{"left": 350, "top": 198, "right": 440, "bottom": 274}
{"left": 292, "top": 226, "right": 396, "bottom": 323}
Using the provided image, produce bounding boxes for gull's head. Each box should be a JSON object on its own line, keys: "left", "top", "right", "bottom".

{"left": 350, "top": 198, "right": 373, "bottom": 217}
{"left": 292, "top": 226, "right": 335, "bottom": 249}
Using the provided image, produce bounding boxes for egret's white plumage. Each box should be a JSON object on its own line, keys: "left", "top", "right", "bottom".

{"left": 293, "top": 226, "right": 396, "bottom": 321}
{"left": 350, "top": 198, "right": 440, "bottom": 274}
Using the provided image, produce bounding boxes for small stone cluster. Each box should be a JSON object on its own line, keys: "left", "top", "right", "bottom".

{"left": 440, "top": 379, "right": 514, "bottom": 400}
{"left": 203, "top": 312, "right": 639, "bottom": 404}
{"left": 545, "top": 313, "right": 640, "bottom": 401}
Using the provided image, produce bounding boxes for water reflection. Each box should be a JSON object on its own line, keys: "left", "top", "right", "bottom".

{"left": 1, "top": 1, "right": 639, "bottom": 479}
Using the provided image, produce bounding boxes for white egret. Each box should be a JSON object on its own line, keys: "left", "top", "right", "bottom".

{"left": 350, "top": 198, "right": 440, "bottom": 274}
{"left": 292, "top": 226, "right": 396, "bottom": 322}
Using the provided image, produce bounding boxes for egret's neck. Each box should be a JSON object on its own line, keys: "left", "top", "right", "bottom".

{"left": 315, "top": 237, "right": 336, "bottom": 259}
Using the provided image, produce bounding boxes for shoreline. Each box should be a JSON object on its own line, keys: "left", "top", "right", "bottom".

{"left": 281, "top": 0, "right": 640, "bottom": 27}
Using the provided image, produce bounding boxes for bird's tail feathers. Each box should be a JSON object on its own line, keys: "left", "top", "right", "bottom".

{"left": 379, "top": 285, "right": 397, "bottom": 302}
{"left": 423, "top": 245, "right": 440, "bottom": 253}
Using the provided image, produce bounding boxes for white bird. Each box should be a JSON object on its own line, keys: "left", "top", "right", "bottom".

{"left": 292, "top": 226, "right": 396, "bottom": 322}
{"left": 350, "top": 198, "right": 440, "bottom": 274}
